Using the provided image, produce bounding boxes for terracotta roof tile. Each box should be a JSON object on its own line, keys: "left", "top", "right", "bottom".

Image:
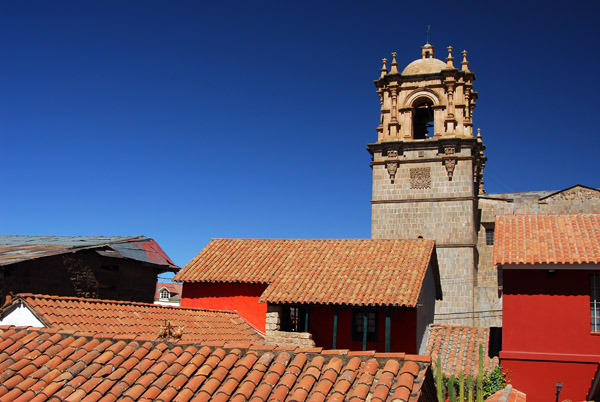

{"left": 424, "top": 324, "right": 498, "bottom": 377}
{"left": 485, "top": 385, "right": 526, "bottom": 402}
{"left": 5, "top": 326, "right": 436, "bottom": 401}
{"left": 493, "top": 213, "right": 600, "bottom": 265}
{"left": 174, "top": 239, "right": 437, "bottom": 307}
{"left": 4, "top": 294, "right": 264, "bottom": 344}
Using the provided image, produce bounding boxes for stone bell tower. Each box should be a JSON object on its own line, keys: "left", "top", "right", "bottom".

{"left": 368, "top": 43, "right": 487, "bottom": 325}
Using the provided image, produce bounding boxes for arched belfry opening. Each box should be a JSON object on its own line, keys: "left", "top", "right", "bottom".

{"left": 413, "top": 99, "right": 434, "bottom": 139}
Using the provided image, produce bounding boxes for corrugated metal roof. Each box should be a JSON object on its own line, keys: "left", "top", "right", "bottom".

{"left": 0, "top": 235, "right": 179, "bottom": 270}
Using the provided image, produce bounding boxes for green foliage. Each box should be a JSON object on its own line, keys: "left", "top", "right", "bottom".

{"left": 482, "top": 366, "right": 508, "bottom": 399}
{"left": 466, "top": 376, "right": 474, "bottom": 402}
{"left": 436, "top": 356, "right": 445, "bottom": 402}
{"left": 448, "top": 376, "right": 457, "bottom": 402}
{"left": 476, "top": 345, "right": 484, "bottom": 402}
{"left": 434, "top": 344, "right": 509, "bottom": 402}
{"left": 458, "top": 371, "right": 465, "bottom": 402}
{"left": 433, "top": 344, "right": 509, "bottom": 402}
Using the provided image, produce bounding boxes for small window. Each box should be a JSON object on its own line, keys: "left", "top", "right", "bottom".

{"left": 486, "top": 228, "right": 494, "bottom": 246}
{"left": 352, "top": 310, "right": 378, "bottom": 342}
{"left": 160, "top": 289, "right": 170, "bottom": 299}
{"left": 281, "top": 306, "right": 306, "bottom": 332}
{"left": 592, "top": 274, "right": 600, "bottom": 333}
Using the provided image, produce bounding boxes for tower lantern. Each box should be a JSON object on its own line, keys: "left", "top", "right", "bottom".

{"left": 368, "top": 42, "right": 487, "bottom": 325}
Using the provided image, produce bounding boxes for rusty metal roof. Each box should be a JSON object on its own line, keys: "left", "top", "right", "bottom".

{"left": 0, "top": 235, "right": 179, "bottom": 270}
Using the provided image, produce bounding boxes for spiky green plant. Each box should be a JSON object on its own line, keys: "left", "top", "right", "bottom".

{"left": 466, "top": 376, "right": 474, "bottom": 402}
{"left": 436, "top": 356, "right": 445, "bottom": 402}
{"left": 476, "top": 345, "right": 484, "bottom": 402}
{"left": 458, "top": 371, "right": 465, "bottom": 402}
{"left": 448, "top": 376, "right": 457, "bottom": 402}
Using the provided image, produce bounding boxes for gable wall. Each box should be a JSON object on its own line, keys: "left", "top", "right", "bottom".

{"left": 181, "top": 282, "right": 268, "bottom": 331}
{"left": 1, "top": 250, "right": 159, "bottom": 303}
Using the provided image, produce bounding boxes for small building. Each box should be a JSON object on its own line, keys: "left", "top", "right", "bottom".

{"left": 494, "top": 213, "right": 600, "bottom": 402}
{"left": 174, "top": 238, "right": 441, "bottom": 353}
{"left": 0, "top": 293, "right": 264, "bottom": 344}
{"left": 0, "top": 235, "right": 179, "bottom": 303}
{"left": 0, "top": 325, "right": 436, "bottom": 402}
{"left": 154, "top": 282, "right": 182, "bottom": 306}
{"left": 424, "top": 324, "right": 499, "bottom": 378}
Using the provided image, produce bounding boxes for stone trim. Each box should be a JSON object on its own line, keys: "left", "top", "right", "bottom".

{"left": 371, "top": 196, "right": 476, "bottom": 204}
{"left": 371, "top": 155, "right": 475, "bottom": 165}
{"left": 435, "top": 243, "right": 477, "bottom": 248}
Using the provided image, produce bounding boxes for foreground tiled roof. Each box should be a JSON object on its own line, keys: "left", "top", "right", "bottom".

{"left": 493, "top": 213, "right": 600, "bottom": 265}
{"left": 485, "top": 385, "right": 526, "bottom": 402}
{"left": 424, "top": 325, "right": 498, "bottom": 377}
{"left": 175, "top": 239, "right": 439, "bottom": 307}
{"left": 3, "top": 294, "right": 264, "bottom": 344}
{"left": 0, "top": 235, "right": 179, "bottom": 270}
{"left": 0, "top": 326, "right": 434, "bottom": 402}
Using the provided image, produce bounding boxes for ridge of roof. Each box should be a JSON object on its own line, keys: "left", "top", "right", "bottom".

{"left": 8, "top": 293, "right": 245, "bottom": 316}
{"left": 493, "top": 213, "right": 600, "bottom": 266}
{"left": 0, "top": 235, "right": 147, "bottom": 247}
{"left": 176, "top": 238, "right": 437, "bottom": 307}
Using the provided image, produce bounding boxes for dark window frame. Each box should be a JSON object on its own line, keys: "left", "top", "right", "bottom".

{"left": 280, "top": 305, "right": 306, "bottom": 332}
{"left": 351, "top": 309, "right": 378, "bottom": 342}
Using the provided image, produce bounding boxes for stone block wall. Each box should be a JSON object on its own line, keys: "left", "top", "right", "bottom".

{"left": 264, "top": 305, "right": 315, "bottom": 348}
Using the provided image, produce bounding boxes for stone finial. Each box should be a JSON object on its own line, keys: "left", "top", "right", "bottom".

{"left": 446, "top": 46, "right": 454, "bottom": 68}
{"left": 477, "top": 128, "right": 482, "bottom": 138}
{"left": 380, "top": 58, "right": 388, "bottom": 78}
{"left": 421, "top": 43, "right": 434, "bottom": 59}
{"left": 390, "top": 52, "right": 399, "bottom": 74}
{"left": 461, "top": 50, "right": 470, "bottom": 72}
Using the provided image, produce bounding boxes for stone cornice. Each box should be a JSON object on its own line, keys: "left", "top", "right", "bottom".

{"left": 371, "top": 196, "right": 476, "bottom": 204}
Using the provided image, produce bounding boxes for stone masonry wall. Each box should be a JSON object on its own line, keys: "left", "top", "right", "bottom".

{"left": 372, "top": 149, "right": 479, "bottom": 325}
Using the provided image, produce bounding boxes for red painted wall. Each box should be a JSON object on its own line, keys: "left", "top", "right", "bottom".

{"left": 501, "top": 358, "right": 598, "bottom": 402}
{"left": 306, "top": 305, "right": 417, "bottom": 353}
{"left": 501, "top": 269, "right": 600, "bottom": 402}
{"left": 181, "top": 282, "right": 268, "bottom": 332}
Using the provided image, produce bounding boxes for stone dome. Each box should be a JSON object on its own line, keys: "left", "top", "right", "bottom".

{"left": 401, "top": 57, "right": 447, "bottom": 76}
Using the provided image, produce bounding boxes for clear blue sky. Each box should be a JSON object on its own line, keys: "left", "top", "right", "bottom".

{"left": 2, "top": 1, "right": 599, "bottom": 278}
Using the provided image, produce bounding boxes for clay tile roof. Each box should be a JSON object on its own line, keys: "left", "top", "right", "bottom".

{"left": 485, "top": 385, "right": 526, "bottom": 402}
{"left": 0, "top": 326, "right": 435, "bottom": 402}
{"left": 174, "top": 239, "right": 439, "bottom": 307}
{"left": 4, "top": 294, "right": 264, "bottom": 344}
{"left": 424, "top": 324, "right": 498, "bottom": 377}
{"left": 493, "top": 213, "right": 600, "bottom": 265}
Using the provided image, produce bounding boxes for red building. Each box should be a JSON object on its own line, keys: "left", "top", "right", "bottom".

{"left": 174, "top": 238, "right": 442, "bottom": 353}
{"left": 494, "top": 213, "right": 600, "bottom": 402}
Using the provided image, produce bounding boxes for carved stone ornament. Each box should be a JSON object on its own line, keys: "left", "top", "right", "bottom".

{"left": 386, "top": 161, "right": 398, "bottom": 183}
{"left": 410, "top": 167, "right": 431, "bottom": 189}
{"left": 385, "top": 149, "right": 400, "bottom": 183}
{"left": 444, "top": 145, "right": 456, "bottom": 155}
{"left": 444, "top": 158, "right": 456, "bottom": 180}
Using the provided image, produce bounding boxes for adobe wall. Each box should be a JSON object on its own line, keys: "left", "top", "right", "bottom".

{"left": 0, "top": 250, "right": 159, "bottom": 303}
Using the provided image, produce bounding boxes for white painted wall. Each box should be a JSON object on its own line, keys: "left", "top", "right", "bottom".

{"left": 0, "top": 303, "right": 45, "bottom": 327}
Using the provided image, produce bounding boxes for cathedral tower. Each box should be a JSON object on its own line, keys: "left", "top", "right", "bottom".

{"left": 368, "top": 44, "right": 486, "bottom": 325}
